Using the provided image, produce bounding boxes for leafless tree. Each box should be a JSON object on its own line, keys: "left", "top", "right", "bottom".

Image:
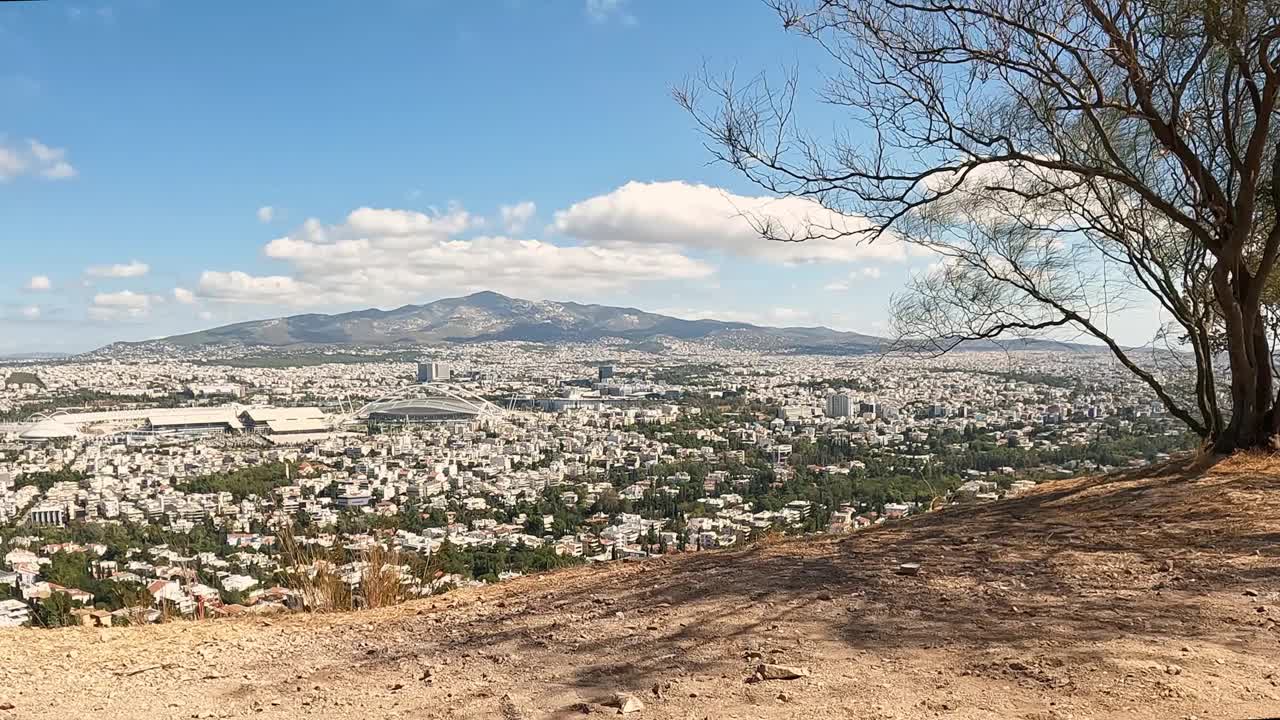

{"left": 677, "top": 0, "right": 1280, "bottom": 452}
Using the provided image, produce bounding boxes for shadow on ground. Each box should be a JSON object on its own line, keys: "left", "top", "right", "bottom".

{"left": 332, "top": 454, "right": 1280, "bottom": 705}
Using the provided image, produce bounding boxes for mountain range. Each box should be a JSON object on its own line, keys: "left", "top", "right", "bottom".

{"left": 125, "top": 291, "right": 1095, "bottom": 354}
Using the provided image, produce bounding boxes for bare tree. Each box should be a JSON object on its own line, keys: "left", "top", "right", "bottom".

{"left": 677, "top": 0, "right": 1280, "bottom": 452}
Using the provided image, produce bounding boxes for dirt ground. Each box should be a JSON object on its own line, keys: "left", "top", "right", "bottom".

{"left": 3, "top": 454, "right": 1280, "bottom": 720}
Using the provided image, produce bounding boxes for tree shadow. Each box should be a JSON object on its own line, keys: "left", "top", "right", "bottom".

{"left": 306, "top": 454, "right": 1280, "bottom": 713}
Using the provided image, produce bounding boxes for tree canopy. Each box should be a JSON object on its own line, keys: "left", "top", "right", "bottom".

{"left": 680, "top": 0, "right": 1280, "bottom": 452}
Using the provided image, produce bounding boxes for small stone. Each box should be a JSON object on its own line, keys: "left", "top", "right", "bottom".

{"left": 1244, "top": 589, "right": 1261, "bottom": 597}
{"left": 756, "top": 664, "right": 810, "bottom": 681}
{"left": 611, "top": 692, "right": 645, "bottom": 714}
{"left": 1165, "top": 664, "right": 1183, "bottom": 676}
{"left": 896, "top": 563, "right": 921, "bottom": 576}
{"left": 0, "top": 703, "right": 14, "bottom": 711}
{"left": 777, "top": 692, "right": 792, "bottom": 702}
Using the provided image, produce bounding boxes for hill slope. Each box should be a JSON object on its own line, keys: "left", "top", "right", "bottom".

{"left": 138, "top": 291, "right": 885, "bottom": 352}
{"left": 117, "top": 291, "right": 1097, "bottom": 354}
{"left": 4, "top": 456, "right": 1278, "bottom": 719}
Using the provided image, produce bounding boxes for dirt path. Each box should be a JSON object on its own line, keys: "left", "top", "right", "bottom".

{"left": 2, "top": 455, "right": 1279, "bottom": 719}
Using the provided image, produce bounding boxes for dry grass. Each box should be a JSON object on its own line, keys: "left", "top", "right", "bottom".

{"left": 277, "top": 524, "right": 352, "bottom": 612}
{"left": 277, "top": 524, "right": 419, "bottom": 612}
{"left": 357, "top": 542, "right": 414, "bottom": 610}
{"left": 1213, "top": 448, "right": 1280, "bottom": 476}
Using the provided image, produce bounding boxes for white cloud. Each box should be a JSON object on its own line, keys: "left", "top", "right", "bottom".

{"left": 20, "top": 305, "right": 40, "bottom": 319}
{"left": 769, "top": 308, "right": 813, "bottom": 324}
{"left": 860, "top": 266, "right": 882, "bottom": 279}
{"left": 198, "top": 204, "right": 713, "bottom": 307}
{"left": 655, "top": 306, "right": 813, "bottom": 327}
{"left": 257, "top": 206, "right": 275, "bottom": 223}
{"left": 823, "top": 281, "right": 850, "bottom": 292}
{"left": 172, "top": 287, "right": 196, "bottom": 304}
{"left": 196, "top": 271, "right": 305, "bottom": 305}
{"left": 89, "top": 290, "right": 151, "bottom": 321}
{"left": 553, "top": 181, "right": 910, "bottom": 265}
{"left": 499, "top": 201, "right": 536, "bottom": 233}
{"left": 25, "top": 275, "right": 51, "bottom": 291}
{"left": 0, "top": 139, "right": 77, "bottom": 182}
{"left": 86, "top": 260, "right": 149, "bottom": 278}
{"left": 586, "top": 0, "right": 635, "bottom": 24}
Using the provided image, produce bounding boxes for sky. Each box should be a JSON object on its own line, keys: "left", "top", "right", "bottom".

{"left": 0, "top": 0, "right": 1163, "bottom": 353}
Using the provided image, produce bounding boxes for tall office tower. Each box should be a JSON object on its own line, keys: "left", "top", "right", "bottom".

{"left": 417, "top": 362, "right": 452, "bottom": 383}
{"left": 825, "top": 393, "right": 852, "bottom": 418}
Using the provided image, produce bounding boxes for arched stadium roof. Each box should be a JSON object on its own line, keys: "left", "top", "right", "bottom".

{"left": 362, "top": 396, "right": 482, "bottom": 423}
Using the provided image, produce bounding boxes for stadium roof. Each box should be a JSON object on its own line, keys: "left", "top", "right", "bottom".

{"left": 145, "top": 408, "right": 244, "bottom": 430}
{"left": 263, "top": 418, "right": 329, "bottom": 434}
{"left": 241, "top": 407, "right": 327, "bottom": 423}
{"left": 363, "top": 397, "right": 481, "bottom": 421}
{"left": 19, "top": 420, "right": 77, "bottom": 441}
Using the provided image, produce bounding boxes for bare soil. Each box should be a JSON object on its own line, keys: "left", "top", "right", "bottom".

{"left": 3, "top": 454, "right": 1280, "bottom": 719}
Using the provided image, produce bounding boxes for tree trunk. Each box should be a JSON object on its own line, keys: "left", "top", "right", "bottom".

{"left": 1213, "top": 286, "right": 1277, "bottom": 453}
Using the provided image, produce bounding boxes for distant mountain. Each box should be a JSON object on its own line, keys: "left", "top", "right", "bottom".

{"left": 117, "top": 291, "right": 1100, "bottom": 354}
{"left": 0, "top": 352, "right": 70, "bottom": 361}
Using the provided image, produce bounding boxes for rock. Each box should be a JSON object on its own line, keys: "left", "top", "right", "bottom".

{"left": 816, "top": 591, "right": 834, "bottom": 601}
{"left": 1159, "top": 559, "right": 1174, "bottom": 573}
{"left": 777, "top": 692, "right": 792, "bottom": 702}
{"left": 0, "top": 703, "right": 13, "bottom": 711}
{"left": 1165, "top": 664, "right": 1183, "bottom": 676}
{"left": 610, "top": 692, "right": 645, "bottom": 714}
{"left": 1244, "top": 589, "right": 1261, "bottom": 597}
{"left": 499, "top": 693, "right": 527, "bottom": 720}
{"left": 756, "top": 664, "right": 810, "bottom": 681}
{"left": 896, "top": 563, "right": 921, "bottom": 576}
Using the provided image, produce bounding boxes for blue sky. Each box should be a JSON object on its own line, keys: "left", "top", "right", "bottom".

{"left": 0, "top": 0, "right": 1160, "bottom": 352}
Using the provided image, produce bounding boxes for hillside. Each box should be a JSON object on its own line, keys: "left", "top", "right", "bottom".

{"left": 3, "top": 455, "right": 1278, "bottom": 719}
{"left": 109, "top": 291, "right": 1093, "bottom": 354}
{"left": 130, "top": 291, "right": 883, "bottom": 352}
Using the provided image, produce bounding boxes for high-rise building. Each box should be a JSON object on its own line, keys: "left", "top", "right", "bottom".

{"left": 825, "top": 393, "right": 852, "bottom": 418}
{"left": 417, "top": 362, "right": 451, "bottom": 383}
{"left": 598, "top": 364, "right": 615, "bottom": 382}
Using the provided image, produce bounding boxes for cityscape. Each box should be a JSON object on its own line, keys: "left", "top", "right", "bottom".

{"left": 2, "top": 0, "right": 1277, "bottom": 717}
{"left": 0, "top": 323, "right": 1194, "bottom": 628}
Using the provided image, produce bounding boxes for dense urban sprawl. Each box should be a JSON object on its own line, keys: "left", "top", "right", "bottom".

{"left": 0, "top": 342, "right": 1196, "bottom": 628}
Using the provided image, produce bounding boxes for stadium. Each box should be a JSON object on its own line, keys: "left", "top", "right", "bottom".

{"left": 347, "top": 383, "right": 504, "bottom": 426}
{"left": 362, "top": 396, "right": 482, "bottom": 424}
